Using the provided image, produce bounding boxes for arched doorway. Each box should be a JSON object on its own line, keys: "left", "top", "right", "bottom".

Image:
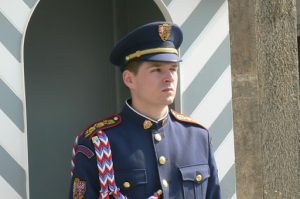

{"left": 24, "top": 0, "right": 164, "bottom": 198}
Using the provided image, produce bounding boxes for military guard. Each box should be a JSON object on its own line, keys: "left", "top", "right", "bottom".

{"left": 69, "top": 21, "right": 221, "bottom": 199}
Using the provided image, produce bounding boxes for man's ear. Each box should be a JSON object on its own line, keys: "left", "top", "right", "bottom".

{"left": 122, "top": 70, "right": 136, "bottom": 89}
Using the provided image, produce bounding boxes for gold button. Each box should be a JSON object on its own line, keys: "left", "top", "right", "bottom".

{"left": 162, "top": 179, "right": 168, "bottom": 188}
{"left": 154, "top": 134, "right": 162, "bottom": 142}
{"left": 159, "top": 156, "right": 167, "bottom": 165}
{"left": 195, "top": 174, "right": 202, "bottom": 182}
{"left": 123, "top": 181, "right": 131, "bottom": 188}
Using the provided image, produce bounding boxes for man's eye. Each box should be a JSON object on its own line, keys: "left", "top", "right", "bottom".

{"left": 170, "top": 67, "right": 178, "bottom": 72}
{"left": 151, "top": 68, "right": 161, "bottom": 72}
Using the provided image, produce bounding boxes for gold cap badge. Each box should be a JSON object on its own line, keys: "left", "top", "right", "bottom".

{"left": 158, "top": 24, "right": 172, "bottom": 41}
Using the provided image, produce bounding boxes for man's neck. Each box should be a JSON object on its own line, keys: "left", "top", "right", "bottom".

{"left": 129, "top": 99, "right": 169, "bottom": 121}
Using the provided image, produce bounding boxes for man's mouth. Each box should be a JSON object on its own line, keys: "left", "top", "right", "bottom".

{"left": 162, "top": 87, "right": 174, "bottom": 92}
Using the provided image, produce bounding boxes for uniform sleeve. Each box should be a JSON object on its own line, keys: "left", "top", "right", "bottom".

{"left": 206, "top": 134, "right": 222, "bottom": 199}
{"left": 69, "top": 135, "right": 100, "bottom": 199}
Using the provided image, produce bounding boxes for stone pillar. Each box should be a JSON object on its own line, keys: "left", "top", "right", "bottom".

{"left": 228, "top": 0, "right": 300, "bottom": 198}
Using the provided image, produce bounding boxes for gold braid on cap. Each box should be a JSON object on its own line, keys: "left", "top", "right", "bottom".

{"left": 125, "top": 47, "right": 178, "bottom": 62}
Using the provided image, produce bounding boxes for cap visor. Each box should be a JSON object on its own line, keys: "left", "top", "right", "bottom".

{"left": 140, "top": 53, "right": 182, "bottom": 63}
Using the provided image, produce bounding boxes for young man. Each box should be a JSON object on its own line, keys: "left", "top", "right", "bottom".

{"left": 70, "top": 21, "right": 221, "bottom": 199}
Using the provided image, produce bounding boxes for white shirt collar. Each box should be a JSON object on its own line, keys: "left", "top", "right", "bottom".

{"left": 125, "top": 100, "right": 168, "bottom": 124}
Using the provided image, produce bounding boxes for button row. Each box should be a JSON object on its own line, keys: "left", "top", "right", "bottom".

{"left": 154, "top": 132, "right": 168, "bottom": 192}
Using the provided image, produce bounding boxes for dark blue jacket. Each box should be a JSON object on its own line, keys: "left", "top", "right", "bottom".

{"left": 70, "top": 102, "right": 221, "bottom": 198}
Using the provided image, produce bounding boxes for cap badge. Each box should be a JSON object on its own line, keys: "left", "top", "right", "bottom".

{"left": 143, "top": 120, "right": 153, "bottom": 129}
{"left": 158, "top": 24, "right": 172, "bottom": 41}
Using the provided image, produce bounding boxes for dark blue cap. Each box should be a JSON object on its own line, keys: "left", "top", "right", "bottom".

{"left": 110, "top": 21, "right": 183, "bottom": 69}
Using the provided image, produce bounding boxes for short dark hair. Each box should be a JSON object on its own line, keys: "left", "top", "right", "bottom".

{"left": 122, "top": 59, "right": 144, "bottom": 74}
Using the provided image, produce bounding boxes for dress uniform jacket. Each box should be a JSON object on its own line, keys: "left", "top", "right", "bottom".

{"left": 70, "top": 101, "right": 221, "bottom": 199}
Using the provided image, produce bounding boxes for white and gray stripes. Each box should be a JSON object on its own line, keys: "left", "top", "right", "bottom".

{"left": 0, "top": 0, "right": 37, "bottom": 198}
{"left": 0, "top": 0, "right": 235, "bottom": 198}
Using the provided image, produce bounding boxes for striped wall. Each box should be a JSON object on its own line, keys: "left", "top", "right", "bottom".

{"left": 0, "top": 0, "right": 235, "bottom": 198}
{"left": 0, "top": 0, "right": 37, "bottom": 198}
{"left": 158, "top": 0, "right": 236, "bottom": 198}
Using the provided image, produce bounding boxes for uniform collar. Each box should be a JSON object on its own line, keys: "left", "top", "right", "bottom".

{"left": 122, "top": 100, "right": 169, "bottom": 130}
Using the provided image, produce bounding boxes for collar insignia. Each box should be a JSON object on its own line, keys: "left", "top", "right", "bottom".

{"left": 143, "top": 120, "right": 153, "bottom": 129}
{"left": 158, "top": 24, "right": 172, "bottom": 41}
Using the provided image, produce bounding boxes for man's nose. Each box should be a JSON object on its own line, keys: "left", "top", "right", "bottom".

{"left": 164, "top": 71, "right": 175, "bottom": 83}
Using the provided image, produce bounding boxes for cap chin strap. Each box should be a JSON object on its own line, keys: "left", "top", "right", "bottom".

{"left": 125, "top": 47, "right": 178, "bottom": 62}
{"left": 92, "top": 130, "right": 162, "bottom": 199}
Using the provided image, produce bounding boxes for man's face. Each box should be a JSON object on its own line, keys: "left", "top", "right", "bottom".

{"left": 124, "top": 61, "right": 178, "bottom": 109}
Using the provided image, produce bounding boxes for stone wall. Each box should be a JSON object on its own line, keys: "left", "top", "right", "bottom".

{"left": 228, "top": 0, "right": 300, "bottom": 198}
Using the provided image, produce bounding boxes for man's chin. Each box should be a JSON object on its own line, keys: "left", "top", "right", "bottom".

{"left": 164, "top": 97, "right": 175, "bottom": 105}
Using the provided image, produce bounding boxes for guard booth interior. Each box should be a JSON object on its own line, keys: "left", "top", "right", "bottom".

{"left": 24, "top": 0, "right": 164, "bottom": 198}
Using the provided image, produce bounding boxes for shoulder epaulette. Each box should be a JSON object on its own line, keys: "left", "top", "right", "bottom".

{"left": 84, "top": 114, "right": 122, "bottom": 139}
{"left": 170, "top": 109, "right": 207, "bottom": 130}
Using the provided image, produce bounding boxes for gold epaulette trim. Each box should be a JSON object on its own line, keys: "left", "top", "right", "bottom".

{"left": 84, "top": 114, "right": 122, "bottom": 138}
{"left": 170, "top": 109, "right": 207, "bottom": 130}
